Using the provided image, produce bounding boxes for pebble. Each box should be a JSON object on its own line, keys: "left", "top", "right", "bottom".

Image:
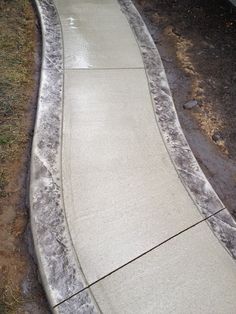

{"left": 183, "top": 99, "right": 198, "bottom": 110}
{"left": 212, "top": 131, "right": 223, "bottom": 142}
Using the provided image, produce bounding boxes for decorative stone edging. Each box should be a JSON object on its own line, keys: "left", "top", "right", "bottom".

{"left": 118, "top": 0, "right": 236, "bottom": 259}
{"left": 30, "top": 0, "right": 236, "bottom": 311}
{"left": 30, "top": 0, "right": 98, "bottom": 312}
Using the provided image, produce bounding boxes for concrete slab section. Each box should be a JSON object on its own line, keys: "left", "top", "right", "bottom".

{"left": 55, "top": 0, "right": 121, "bottom": 19}
{"left": 33, "top": 0, "right": 236, "bottom": 312}
{"left": 89, "top": 221, "right": 236, "bottom": 314}
{"left": 62, "top": 68, "right": 208, "bottom": 284}
{"left": 55, "top": 0, "right": 143, "bottom": 69}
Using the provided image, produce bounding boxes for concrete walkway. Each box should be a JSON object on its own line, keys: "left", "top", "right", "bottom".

{"left": 31, "top": 0, "right": 236, "bottom": 313}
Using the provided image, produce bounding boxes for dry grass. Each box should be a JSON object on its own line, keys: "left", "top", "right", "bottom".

{"left": 0, "top": 0, "right": 43, "bottom": 312}
{"left": 0, "top": 0, "right": 35, "bottom": 169}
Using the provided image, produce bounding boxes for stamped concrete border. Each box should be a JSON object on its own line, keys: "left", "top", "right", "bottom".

{"left": 118, "top": 0, "right": 236, "bottom": 259}
{"left": 30, "top": 0, "right": 98, "bottom": 312}
{"left": 30, "top": 0, "right": 236, "bottom": 311}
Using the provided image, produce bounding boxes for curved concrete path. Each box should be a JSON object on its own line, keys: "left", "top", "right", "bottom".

{"left": 31, "top": 0, "right": 236, "bottom": 313}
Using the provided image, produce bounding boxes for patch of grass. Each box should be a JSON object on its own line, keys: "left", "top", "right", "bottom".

{"left": 0, "top": 0, "right": 40, "bottom": 311}
{"left": 0, "top": 0, "right": 36, "bottom": 201}
{"left": 0, "top": 302, "right": 6, "bottom": 314}
{"left": 0, "top": 134, "right": 13, "bottom": 145}
{"left": 0, "top": 101, "right": 14, "bottom": 117}
{"left": 0, "top": 1, "right": 35, "bottom": 170}
{"left": 0, "top": 171, "right": 7, "bottom": 198}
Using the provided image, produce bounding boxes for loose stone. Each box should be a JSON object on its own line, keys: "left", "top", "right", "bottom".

{"left": 183, "top": 99, "right": 198, "bottom": 110}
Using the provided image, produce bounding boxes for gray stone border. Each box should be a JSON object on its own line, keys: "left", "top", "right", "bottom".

{"left": 30, "top": 0, "right": 236, "bottom": 311}
{"left": 30, "top": 0, "right": 98, "bottom": 312}
{"left": 118, "top": 0, "right": 236, "bottom": 259}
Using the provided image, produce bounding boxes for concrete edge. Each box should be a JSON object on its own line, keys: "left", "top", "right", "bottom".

{"left": 30, "top": 0, "right": 99, "bottom": 312}
{"left": 229, "top": 0, "right": 236, "bottom": 7}
{"left": 118, "top": 0, "right": 236, "bottom": 259}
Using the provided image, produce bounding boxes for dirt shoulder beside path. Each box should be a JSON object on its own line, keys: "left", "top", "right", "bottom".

{"left": 134, "top": 0, "right": 236, "bottom": 219}
{"left": 0, "top": 0, "right": 49, "bottom": 312}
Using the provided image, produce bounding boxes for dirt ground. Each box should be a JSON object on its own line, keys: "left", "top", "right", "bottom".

{"left": 134, "top": 0, "right": 236, "bottom": 218}
{"left": 0, "top": 0, "right": 49, "bottom": 312}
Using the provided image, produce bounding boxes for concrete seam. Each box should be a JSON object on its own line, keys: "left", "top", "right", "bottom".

{"left": 53, "top": 208, "right": 224, "bottom": 308}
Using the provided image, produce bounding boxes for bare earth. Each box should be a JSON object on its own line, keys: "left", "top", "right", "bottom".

{"left": 134, "top": 0, "right": 236, "bottom": 218}
{"left": 0, "top": 0, "right": 49, "bottom": 312}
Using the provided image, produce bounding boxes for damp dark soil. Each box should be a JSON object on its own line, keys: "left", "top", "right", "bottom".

{"left": 134, "top": 0, "right": 236, "bottom": 218}
{"left": 0, "top": 0, "right": 49, "bottom": 312}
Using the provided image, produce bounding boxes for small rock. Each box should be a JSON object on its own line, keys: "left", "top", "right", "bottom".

{"left": 183, "top": 99, "right": 198, "bottom": 110}
{"left": 212, "top": 131, "right": 223, "bottom": 142}
{"left": 202, "top": 41, "right": 215, "bottom": 49}
{"left": 172, "top": 27, "right": 181, "bottom": 37}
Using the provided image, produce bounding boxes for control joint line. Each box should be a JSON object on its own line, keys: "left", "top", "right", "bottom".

{"left": 53, "top": 207, "right": 224, "bottom": 308}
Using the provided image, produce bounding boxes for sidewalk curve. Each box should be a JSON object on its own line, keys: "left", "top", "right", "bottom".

{"left": 31, "top": 0, "right": 236, "bottom": 313}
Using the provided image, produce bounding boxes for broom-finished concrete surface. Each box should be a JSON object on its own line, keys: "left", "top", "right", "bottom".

{"left": 31, "top": 0, "right": 236, "bottom": 312}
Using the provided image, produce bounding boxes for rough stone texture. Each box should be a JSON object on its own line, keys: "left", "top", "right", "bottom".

{"left": 36, "top": 0, "right": 63, "bottom": 71}
{"left": 207, "top": 209, "right": 236, "bottom": 259}
{"left": 118, "top": 0, "right": 236, "bottom": 258}
{"left": 31, "top": 0, "right": 99, "bottom": 311}
{"left": 54, "top": 292, "right": 99, "bottom": 314}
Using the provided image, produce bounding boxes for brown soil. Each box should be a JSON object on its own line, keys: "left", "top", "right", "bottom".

{"left": 134, "top": 0, "right": 236, "bottom": 218}
{"left": 0, "top": 0, "right": 49, "bottom": 312}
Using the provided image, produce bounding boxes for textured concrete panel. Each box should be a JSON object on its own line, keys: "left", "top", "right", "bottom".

{"left": 62, "top": 68, "right": 206, "bottom": 284}
{"left": 90, "top": 221, "right": 236, "bottom": 313}
{"left": 55, "top": 0, "right": 143, "bottom": 69}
